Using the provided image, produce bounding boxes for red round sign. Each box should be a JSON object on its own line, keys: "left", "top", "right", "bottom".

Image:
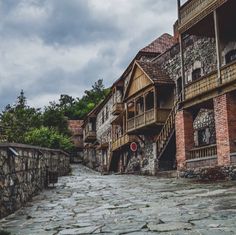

{"left": 130, "top": 142, "right": 137, "bottom": 152}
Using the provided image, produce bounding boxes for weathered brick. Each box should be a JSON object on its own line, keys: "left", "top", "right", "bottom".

{"left": 214, "top": 92, "right": 236, "bottom": 166}
{"left": 176, "top": 110, "right": 194, "bottom": 169}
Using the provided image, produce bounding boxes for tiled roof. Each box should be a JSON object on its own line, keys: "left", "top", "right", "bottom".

{"left": 140, "top": 33, "right": 175, "bottom": 54}
{"left": 137, "top": 61, "right": 174, "bottom": 84}
{"left": 68, "top": 120, "right": 83, "bottom": 135}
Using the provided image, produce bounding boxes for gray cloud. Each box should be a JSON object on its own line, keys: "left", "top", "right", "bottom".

{"left": 0, "top": 0, "right": 177, "bottom": 109}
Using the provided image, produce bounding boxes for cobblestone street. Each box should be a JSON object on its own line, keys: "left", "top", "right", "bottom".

{"left": 1, "top": 164, "right": 236, "bottom": 235}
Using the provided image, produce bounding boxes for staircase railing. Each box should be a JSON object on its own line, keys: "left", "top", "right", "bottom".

{"left": 156, "top": 93, "right": 182, "bottom": 158}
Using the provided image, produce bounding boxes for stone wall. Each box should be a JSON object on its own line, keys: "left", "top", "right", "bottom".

{"left": 125, "top": 136, "right": 156, "bottom": 175}
{"left": 96, "top": 95, "right": 114, "bottom": 171}
{"left": 179, "top": 165, "right": 236, "bottom": 181}
{"left": 155, "top": 36, "right": 217, "bottom": 84}
{"left": 0, "top": 143, "right": 70, "bottom": 219}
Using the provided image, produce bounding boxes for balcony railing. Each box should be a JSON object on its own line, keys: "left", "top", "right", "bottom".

{"left": 112, "top": 102, "right": 124, "bottom": 115}
{"left": 188, "top": 144, "right": 217, "bottom": 160}
{"left": 184, "top": 61, "right": 236, "bottom": 102}
{"left": 185, "top": 72, "right": 218, "bottom": 100}
{"left": 84, "top": 130, "right": 96, "bottom": 142}
{"left": 221, "top": 61, "right": 236, "bottom": 84}
{"left": 127, "top": 108, "right": 170, "bottom": 132}
{"left": 179, "top": 0, "right": 227, "bottom": 33}
{"left": 112, "top": 134, "right": 136, "bottom": 151}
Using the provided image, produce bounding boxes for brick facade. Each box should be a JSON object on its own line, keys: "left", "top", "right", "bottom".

{"left": 214, "top": 92, "right": 236, "bottom": 166}
{"left": 176, "top": 110, "right": 194, "bottom": 169}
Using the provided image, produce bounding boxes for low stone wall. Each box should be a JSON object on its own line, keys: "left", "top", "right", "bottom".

{"left": 0, "top": 143, "right": 70, "bottom": 219}
{"left": 179, "top": 165, "right": 236, "bottom": 181}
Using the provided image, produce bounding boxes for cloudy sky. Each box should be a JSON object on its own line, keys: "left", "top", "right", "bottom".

{"left": 0, "top": 0, "right": 180, "bottom": 109}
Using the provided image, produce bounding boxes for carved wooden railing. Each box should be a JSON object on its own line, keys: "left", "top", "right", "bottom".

{"left": 179, "top": 0, "right": 227, "bottom": 33}
{"left": 112, "top": 134, "right": 136, "bottom": 151}
{"left": 127, "top": 108, "right": 170, "bottom": 132}
{"left": 156, "top": 95, "right": 182, "bottom": 158}
{"left": 146, "top": 108, "right": 155, "bottom": 123}
{"left": 84, "top": 130, "right": 96, "bottom": 142}
{"left": 135, "top": 113, "right": 145, "bottom": 128}
{"left": 221, "top": 61, "right": 236, "bottom": 84}
{"left": 184, "top": 60, "right": 236, "bottom": 101}
{"left": 112, "top": 102, "right": 124, "bottom": 115}
{"left": 188, "top": 144, "right": 217, "bottom": 160}
{"left": 185, "top": 72, "right": 218, "bottom": 100}
{"left": 127, "top": 117, "right": 135, "bottom": 131}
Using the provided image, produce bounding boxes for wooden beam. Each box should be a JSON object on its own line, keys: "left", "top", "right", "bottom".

{"left": 179, "top": 33, "right": 185, "bottom": 102}
{"left": 213, "top": 10, "right": 222, "bottom": 85}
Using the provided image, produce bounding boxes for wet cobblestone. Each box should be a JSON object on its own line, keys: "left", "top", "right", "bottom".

{"left": 1, "top": 164, "right": 236, "bottom": 234}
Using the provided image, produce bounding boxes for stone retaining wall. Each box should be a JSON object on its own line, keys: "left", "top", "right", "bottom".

{"left": 0, "top": 143, "right": 70, "bottom": 219}
{"left": 179, "top": 165, "right": 236, "bottom": 181}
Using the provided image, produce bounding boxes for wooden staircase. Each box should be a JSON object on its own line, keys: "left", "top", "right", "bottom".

{"left": 156, "top": 95, "right": 181, "bottom": 160}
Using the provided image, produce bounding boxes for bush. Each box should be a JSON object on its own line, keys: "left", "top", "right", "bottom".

{"left": 24, "top": 127, "right": 73, "bottom": 151}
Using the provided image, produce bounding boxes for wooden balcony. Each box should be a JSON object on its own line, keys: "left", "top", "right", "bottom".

{"left": 112, "top": 102, "right": 124, "bottom": 115}
{"left": 84, "top": 130, "right": 96, "bottom": 143}
{"left": 184, "top": 61, "right": 236, "bottom": 106}
{"left": 185, "top": 72, "right": 218, "bottom": 100}
{"left": 112, "top": 134, "right": 136, "bottom": 152}
{"left": 73, "top": 138, "right": 84, "bottom": 149}
{"left": 179, "top": 0, "right": 227, "bottom": 33}
{"left": 127, "top": 108, "right": 170, "bottom": 133}
{"left": 188, "top": 144, "right": 217, "bottom": 160}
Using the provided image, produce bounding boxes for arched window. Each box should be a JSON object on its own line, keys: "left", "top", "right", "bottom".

{"left": 225, "top": 49, "right": 236, "bottom": 64}
{"left": 192, "top": 68, "right": 201, "bottom": 81}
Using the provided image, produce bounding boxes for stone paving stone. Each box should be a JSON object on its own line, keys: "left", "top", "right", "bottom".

{"left": 0, "top": 164, "right": 236, "bottom": 234}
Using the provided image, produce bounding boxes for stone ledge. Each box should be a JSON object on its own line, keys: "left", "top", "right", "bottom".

{"left": 186, "top": 156, "right": 217, "bottom": 163}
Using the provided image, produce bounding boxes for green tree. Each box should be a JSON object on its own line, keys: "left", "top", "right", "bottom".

{"left": 0, "top": 90, "right": 42, "bottom": 143}
{"left": 24, "top": 127, "right": 73, "bottom": 151}
{"left": 70, "top": 79, "right": 110, "bottom": 119}
{"left": 42, "top": 101, "right": 69, "bottom": 136}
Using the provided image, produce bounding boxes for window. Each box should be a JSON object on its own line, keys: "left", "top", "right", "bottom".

{"left": 177, "top": 77, "right": 182, "bottom": 96}
{"left": 192, "top": 68, "right": 201, "bottom": 81}
{"left": 225, "top": 50, "right": 236, "bottom": 64}
{"left": 136, "top": 97, "right": 144, "bottom": 115}
{"left": 127, "top": 101, "right": 135, "bottom": 119}
{"left": 102, "top": 111, "right": 104, "bottom": 124}
{"left": 145, "top": 92, "right": 154, "bottom": 110}
{"left": 197, "top": 128, "right": 210, "bottom": 146}
{"left": 105, "top": 106, "right": 109, "bottom": 120}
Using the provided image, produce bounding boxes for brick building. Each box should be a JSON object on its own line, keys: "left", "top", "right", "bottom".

{"left": 68, "top": 120, "right": 84, "bottom": 163}
{"left": 82, "top": 0, "right": 236, "bottom": 179}
{"left": 175, "top": 0, "right": 236, "bottom": 178}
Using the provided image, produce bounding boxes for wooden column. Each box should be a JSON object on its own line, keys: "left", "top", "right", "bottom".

{"left": 214, "top": 10, "right": 222, "bottom": 85}
{"left": 179, "top": 34, "right": 185, "bottom": 102}
{"left": 134, "top": 99, "right": 136, "bottom": 129}
{"left": 178, "top": 0, "right": 185, "bottom": 102}
{"left": 154, "top": 88, "right": 157, "bottom": 122}
{"left": 144, "top": 94, "right": 146, "bottom": 125}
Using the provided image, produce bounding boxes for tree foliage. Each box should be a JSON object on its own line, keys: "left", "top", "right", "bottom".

{"left": 24, "top": 127, "right": 74, "bottom": 151}
{"left": 0, "top": 79, "right": 109, "bottom": 150}
{"left": 0, "top": 90, "right": 42, "bottom": 143}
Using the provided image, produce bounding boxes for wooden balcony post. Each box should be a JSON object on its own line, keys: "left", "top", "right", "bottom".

{"left": 213, "top": 10, "right": 222, "bottom": 85}
{"left": 144, "top": 94, "right": 146, "bottom": 125}
{"left": 179, "top": 33, "right": 185, "bottom": 102}
{"left": 134, "top": 99, "right": 136, "bottom": 129}
{"left": 154, "top": 88, "right": 157, "bottom": 122}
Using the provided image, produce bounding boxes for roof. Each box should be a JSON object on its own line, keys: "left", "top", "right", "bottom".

{"left": 136, "top": 61, "right": 174, "bottom": 85}
{"left": 112, "top": 33, "right": 174, "bottom": 88}
{"left": 140, "top": 33, "right": 175, "bottom": 54}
